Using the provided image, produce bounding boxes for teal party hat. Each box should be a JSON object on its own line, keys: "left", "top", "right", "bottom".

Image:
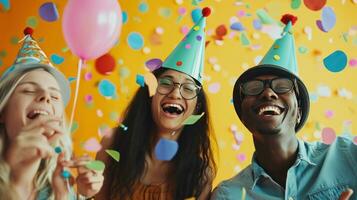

{"left": 0, "top": 27, "right": 71, "bottom": 105}
{"left": 233, "top": 14, "right": 310, "bottom": 132}
{"left": 146, "top": 7, "right": 211, "bottom": 84}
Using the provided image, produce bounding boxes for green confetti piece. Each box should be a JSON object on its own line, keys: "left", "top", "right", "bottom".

{"left": 298, "top": 46, "right": 308, "bottom": 54}
{"left": 26, "top": 16, "right": 38, "bottom": 28}
{"left": 61, "top": 47, "right": 69, "bottom": 52}
{"left": 256, "top": 9, "right": 276, "bottom": 25}
{"left": 192, "top": 0, "right": 199, "bottom": 6}
{"left": 176, "top": 15, "right": 183, "bottom": 24}
{"left": 291, "top": 0, "right": 301, "bottom": 10}
{"left": 71, "top": 121, "right": 78, "bottom": 133}
{"left": 0, "top": 60, "right": 2, "bottom": 67}
{"left": 240, "top": 32, "right": 250, "bottom": 46}
{"left": 0, "top": 50, "right": 7, "bottom": 58}
{"left": 315, "top": 122, "right": 321, "bottom": 131}
{"left": 10, "top": 36, "right": 20, "bottom": 44}
{"left": 109, "top": 112, "right": 119, "bottom": 122}
{"left": 159, "top": 7, "right": 171, "bottom": 18}
{"left": 86, "top": 160, "right": 105, "bottom": 171}
{"left": 105, "top": 149, "right": 120, "bottom": 162}
{"left": 182, "top": 112, "right": 205, "bottom": 125}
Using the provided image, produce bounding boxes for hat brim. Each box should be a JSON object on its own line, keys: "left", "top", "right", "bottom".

{"left": 233, "top": 64, "right": 309, "bottom": 132}
{"left": 2, "top": 63, "right": 71, "bottom": 106}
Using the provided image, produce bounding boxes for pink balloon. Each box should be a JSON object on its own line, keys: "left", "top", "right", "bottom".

{"left": 62, "top": 0, "right": 122, "bottom": 60}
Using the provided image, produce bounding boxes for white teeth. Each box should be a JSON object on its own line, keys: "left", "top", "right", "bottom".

{"left": 258, "top": 106, "right": 281, "bottom": 115}
{"left": 163, "top": 103, "right": 183, "bottom": 111}
{"left": 32, "top": 110, "right": 49, "bottom": 116}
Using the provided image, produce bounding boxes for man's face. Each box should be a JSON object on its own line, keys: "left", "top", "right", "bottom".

{"left": 240, "top": 75, "right": 300, "bottom": 136}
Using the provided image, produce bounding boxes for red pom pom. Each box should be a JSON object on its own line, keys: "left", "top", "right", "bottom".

{"left": 281, "top": 14, "right": 297, "bottom": 26}
{"left": 202, "top": 7, "right": 211, "bottom": 17}
{"left": 23, "top": 27, "right": 34, "bottom": 36}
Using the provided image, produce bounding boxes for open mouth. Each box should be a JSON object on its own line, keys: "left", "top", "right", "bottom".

{"left": 162, "top": 103, "right": 184, "bottom": 115}
{"left": 27, "top": 110, "right": 50, "bottom": 120}
{"left": 257, "top": 105, "right": 284, "bottom": 116}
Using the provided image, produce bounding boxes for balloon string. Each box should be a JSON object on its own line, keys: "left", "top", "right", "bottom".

{"left": 68, "top": 59, "right": 83, "bottom": 133}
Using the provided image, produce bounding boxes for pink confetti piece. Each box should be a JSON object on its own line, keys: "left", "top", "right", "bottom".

{"left": 349, "top": 58, "right": 357, "bottom": 67}
{"left": 181, "top": 25, "right": 189, "bottom": 35}
{"left": 236, "top": 153, "right": 246, "bottom": 162}
{"left": 321, "top": 127, "right": 336, "bottom": 144}
{"left": 324, "top": 110, "right": 334, "bottom": 119}
{"left": 84, "top": 72, "right": 92, "bottom": 81}
{"left": 83, "top": 138, "right": 102, "bottom": 152}
{"left": 84, "top": 94, "right": 93, "bottom": 103}
{"left": 208, "top": 82, "right": 221, "bottom": 94}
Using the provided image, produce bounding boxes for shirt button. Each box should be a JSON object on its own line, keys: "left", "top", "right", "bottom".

{"left": 288, "top": 197, "right": 294, "bottom": 200}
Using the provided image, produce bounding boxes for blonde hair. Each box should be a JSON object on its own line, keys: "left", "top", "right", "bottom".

{"left": 0, "top": 67, "right": 72, "bottom": 200}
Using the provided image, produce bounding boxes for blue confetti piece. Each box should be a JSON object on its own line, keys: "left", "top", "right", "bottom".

{"left": 39, "top": 2, "right": 59, "bottom": 22}
{"left": 122, "top": 11, "right": 128, "bottom": 24}
{"left": 127, "top": 32, "right": 144, "bottom": 50}
{"left": 136, "top": 74, "right": 145, "bottom": 87}
{"left": 230, "top": 22, "right": 245, "bottom": 31}
{"left": 191, "top": 8, "right": 202, "bottom": 23}
{"left": 98, "top": 79, "right": 116, "bottom": 97}
{"left": 252, "top": 19, "right": 262, "bottom": 30}
{"left": 51, "top": 54, "right": 64, "bottom": 65}
{"left": 138, "top": 2, "right": 149, "bottom": 13}
{"left": 154, "top": 138, "right": 178, "bottom": 161}
{"left": 61, "top": 170, "right": 71, "bottom": 179}
{"left": 323, "top": 50, "right": 347, "bottom": 73}
{"left": 309, "top": 93, "right": 319, "bottom": 103}
{"left": 0, "top": 0, "right": 10, "bottom": 10}
{"left": 54, "top": 146, "right": 62, "bottom": 154}
{"left": 68, "top": 77, "right": 77, "bottom": 83}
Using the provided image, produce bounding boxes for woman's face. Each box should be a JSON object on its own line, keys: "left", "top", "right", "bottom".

{"left": 151, "top": 69, "right": 199, "bottom": 134}
{"left": 0, "top": 70, "right": 64, "bottom": 140}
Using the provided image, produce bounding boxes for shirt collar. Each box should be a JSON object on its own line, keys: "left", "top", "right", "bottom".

{"left": 250, "top": 139, "right": 316, "bottom": 190}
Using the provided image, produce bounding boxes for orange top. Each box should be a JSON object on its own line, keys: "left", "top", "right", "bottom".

{"left": 118, "top": 182, "right": 173, "bottom": 200}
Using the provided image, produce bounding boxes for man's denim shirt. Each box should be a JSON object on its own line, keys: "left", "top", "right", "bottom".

{"left": 211, "top": 137, "right": 357, "bottom": 200}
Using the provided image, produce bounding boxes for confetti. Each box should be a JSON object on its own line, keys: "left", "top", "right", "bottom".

{"left": 154, "top": 138, "right": 178, "bottom": 161}
{"left": 54, "top": 146, "right": 62, "bottom": 154}
{"left": 105, "top": 149, "right": 120, "bottom": 162}
{"left": 323, "top": 50, "right": 348, "bottom": 72}
{"left": 61, "top": 170, "right": 71, "bottom": 179}
{"left": 50, "top": 54, "right": 64, "bottom": 65}
{"left": 191, "top": 8, "right": 202, "bottom": 23}
{"left": 86, "top": 160, "right": 106, "bottom": 171}
{"left": 84, "top": 137, "right": 102, "bottom": 152}
{"left": 120, "top": 124, "right": 128, "bottom": 131}
{"left": 136, "top": 74, "right": 145, "bottom": 87}
{"left": 95, "top": 53, "right": 116, "bottom": 75}
{"left": 0, "top": 0, "right": 10, "bottom": 10}
{"left": 291, "top": 0, "right": 301, "bottom": 9}
{"left": 182, "top": 112, "right": 205, "bottom": 125}
{"left": 144, "top": 72, "right": 158, "bottom": 96}
{"left": 208, "top": 82, "right": 221, "bottom": 94}
{"left": 98, "top": 79, "right": 116, "bottom": 97}
{"left": 321, "top": 127, "right": 336, "bottom": 144}
{"left": 303, "top": 0, "right": 326, "bottom": 11}
{"left": 39, "top": 2, "right": 59, "bottom": 22}
{"left": 230, "top": 22, "right": 245, "bottom": 31}
{"left": 138, "top": 2, "right": 149, "bottom": 13}
{"left": 127, "top": 32, "right": 144, "bottom": 50}
{"left": 122, "top": 11, "right": 128, "bottom": 24}
{"left": 316, "top": 7, "right": 336, "bottom": 32}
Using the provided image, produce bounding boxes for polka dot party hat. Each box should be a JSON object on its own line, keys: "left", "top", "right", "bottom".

{"left": 161, "top": 7, "right": 211, "bottom": 84}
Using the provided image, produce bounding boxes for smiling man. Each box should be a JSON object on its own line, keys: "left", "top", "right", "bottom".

{"left": 211, "top": 14, "right": 357, "bottom": 200}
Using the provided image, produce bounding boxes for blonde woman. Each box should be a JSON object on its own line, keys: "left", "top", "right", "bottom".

{"left": 0, "top": 27, "right": 104, "bottom": 200}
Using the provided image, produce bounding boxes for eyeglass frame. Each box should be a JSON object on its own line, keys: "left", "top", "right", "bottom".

{"left": 239, "top": 77, "right": 300, "bottom": 97}
{"left": 156, "top": 77, "right": 202, "bottom": 100}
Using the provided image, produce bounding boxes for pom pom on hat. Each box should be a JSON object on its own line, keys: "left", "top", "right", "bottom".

{"left": 23, "top": 27, "right": 34, "bottom": 36}
{"left": 281, "top": 14, "right": 297, "bottom": 25}
{"left": 202, "top": 7, "right": 211, "bottom": 17}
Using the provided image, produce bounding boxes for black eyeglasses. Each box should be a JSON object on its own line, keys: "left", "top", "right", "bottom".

{"left": 241, "top": 78, "right": 296, "bottom": 96}
{"left": 157, "top": 77, "right": 201, "bottom": 100}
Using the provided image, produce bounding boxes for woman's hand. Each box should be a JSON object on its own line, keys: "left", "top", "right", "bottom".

{"left": 62, "top": 155, "right": 104, "bottom": 198}
{"left": 5, "top": 116, "right": 63, "bottom": 183}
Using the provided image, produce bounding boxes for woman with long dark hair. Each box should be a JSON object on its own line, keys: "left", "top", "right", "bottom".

{"left": 95, "top": 7, "right": 217, "bottom": 200}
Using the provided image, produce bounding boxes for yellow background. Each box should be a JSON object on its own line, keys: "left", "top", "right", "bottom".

{"left": 1, "top": 0, "right": 357, "bottom": 186}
